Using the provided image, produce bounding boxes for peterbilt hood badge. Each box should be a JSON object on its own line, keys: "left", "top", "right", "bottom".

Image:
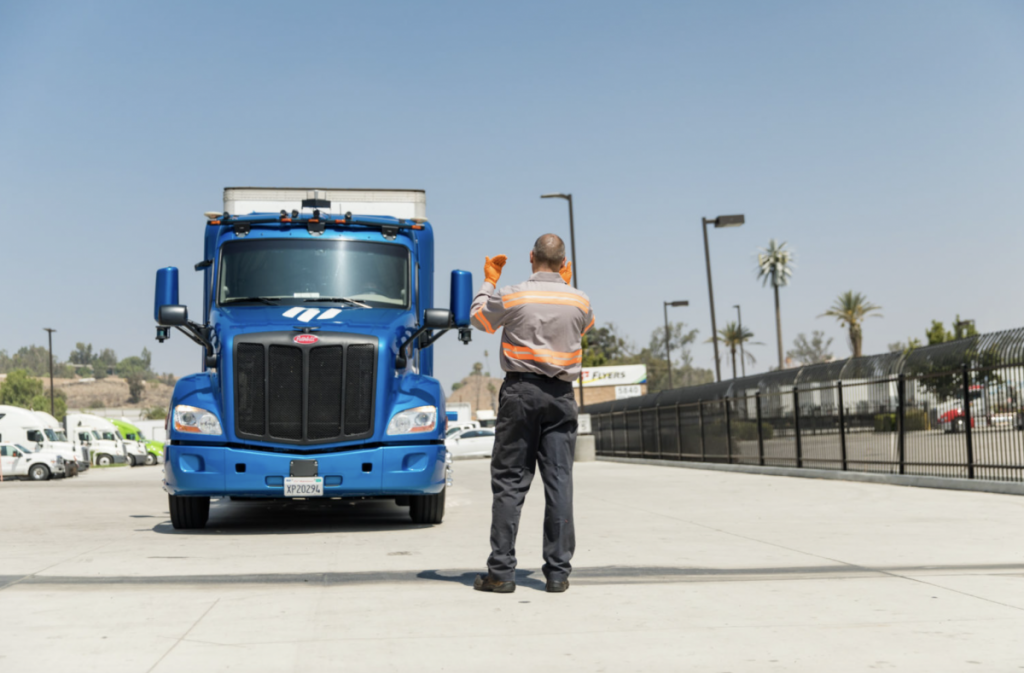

{"left": 293, "top": 334, "right": 320, "bottom": 345}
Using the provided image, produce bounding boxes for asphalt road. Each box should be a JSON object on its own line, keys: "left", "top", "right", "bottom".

{"left": 3, "top": 459, "right": 1024, "bottom": 672}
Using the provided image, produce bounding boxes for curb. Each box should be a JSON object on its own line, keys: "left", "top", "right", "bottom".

{"left": 597, "top": 456, "right": 1024, "bottom": 496}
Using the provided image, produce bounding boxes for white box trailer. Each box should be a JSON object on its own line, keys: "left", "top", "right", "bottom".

{"left": 223, "top": 187, "right": 426, "bottom": 219}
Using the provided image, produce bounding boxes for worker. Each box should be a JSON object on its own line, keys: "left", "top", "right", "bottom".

{"left": 469, "top": 233, "right": 595, "bottom": 594}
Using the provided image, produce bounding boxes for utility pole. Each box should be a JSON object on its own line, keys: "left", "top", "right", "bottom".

{"left": 43, "top": 328, "right": 56, "bottom": 416}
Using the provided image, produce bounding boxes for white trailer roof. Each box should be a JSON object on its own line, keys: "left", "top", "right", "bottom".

{"left": 223, "top": 188, "right": 426, "bottom": 220}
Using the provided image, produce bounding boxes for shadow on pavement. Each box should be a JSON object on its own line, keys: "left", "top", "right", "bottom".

{"left": 151, "top": 497, "right": 432, "bottom": 535}
{"left": 417, "top": 568, "right": 547, "bottom": 591}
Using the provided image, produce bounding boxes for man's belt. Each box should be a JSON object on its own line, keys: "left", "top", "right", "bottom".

{"left": 506, "top": 371, "right": 567, "bottom": 384}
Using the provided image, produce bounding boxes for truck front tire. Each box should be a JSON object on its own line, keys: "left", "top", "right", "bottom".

{"left": 169, "top": 495, "right": 210, "bottom": 530}
{"left": 97, "top": 454, "right": 113, "bottom": 466}
{"left": 29, "top": 464, "right": 51, "bottom": 481}
{"left": 409, "top": 487, "right": 445, "bottom": 524}
{"left": 145, "top": 453, "right": 158, "bottom": 466}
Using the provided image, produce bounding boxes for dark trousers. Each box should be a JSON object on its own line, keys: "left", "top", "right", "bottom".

{"left": 487, "top": 375, "right": 578, "bottom": 582}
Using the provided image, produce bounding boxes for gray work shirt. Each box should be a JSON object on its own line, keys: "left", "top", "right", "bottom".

{"left": 470, "top": 271, "right": 595, "bottom": 382}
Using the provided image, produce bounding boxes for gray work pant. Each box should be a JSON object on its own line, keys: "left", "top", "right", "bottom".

{"left": 487, "top": 375, "right": 577, "bottom": 583}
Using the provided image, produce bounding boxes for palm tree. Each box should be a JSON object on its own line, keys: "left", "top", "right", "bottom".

{"left": 756, "top": 239, "right": 795, "bottom": 369}
{"left": 709, "top": 322, "right": 761, "bottom": 379}
{"left": 819, "top": 291, "right": 882, "bottom": 357}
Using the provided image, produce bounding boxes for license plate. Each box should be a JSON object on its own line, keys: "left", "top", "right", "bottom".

{"left": 283, "top": 477, "right": 323, "bottom": 497}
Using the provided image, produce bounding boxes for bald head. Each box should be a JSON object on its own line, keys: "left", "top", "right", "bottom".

{"left": 531, "top": 233, "right": 566, "bottom": 272}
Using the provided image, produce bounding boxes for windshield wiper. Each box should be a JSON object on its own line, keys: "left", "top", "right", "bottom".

{"left": 221, "top": 297, "right": 280, "bottom": 306}
{"left": 302, "top": 297, "right": 371, "bottom": 308}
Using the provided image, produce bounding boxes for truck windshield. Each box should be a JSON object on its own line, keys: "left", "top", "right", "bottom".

{"left": 218, "top": 239, "right": 410, "bottom": 308}
{"left": 43, "top": 429, "right": 59, "bottom": 441}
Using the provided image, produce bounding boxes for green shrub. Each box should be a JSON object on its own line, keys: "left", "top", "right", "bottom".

{"left": 874, "top": 410, "right": 929, "bottom": 432}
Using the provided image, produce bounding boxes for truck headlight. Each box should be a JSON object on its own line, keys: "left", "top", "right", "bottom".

{"left": 174, "top": 405, "right": 223, "bottom": 435}
{"left": 387, "top": 406, "right": 437, "bottom": 435}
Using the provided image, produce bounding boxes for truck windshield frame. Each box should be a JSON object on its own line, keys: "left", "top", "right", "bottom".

{"left": 216, "top": 239, "right": 411, "bottom": 309}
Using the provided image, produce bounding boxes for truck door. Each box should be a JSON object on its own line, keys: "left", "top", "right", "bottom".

{"left": 0, "top": 445, "right": 12, "bottom": 478}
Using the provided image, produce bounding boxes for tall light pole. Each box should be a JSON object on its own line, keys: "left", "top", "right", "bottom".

{"left": 663, "top": 301, "right": 689, "bottom": 389}
{"left": 43, "top": 328, "right": 56, "bottom": 416}
{"left": 540, "top": 193, "right": 578, "bottom": 290}
{"left": 542, "top": 192, "right": 584, "bottom": 406}
{"left": 702, "top": 214, "right": 745, "bottom": 382}
{"left": 733, "top": 304, "right": 746, "bottom": 377}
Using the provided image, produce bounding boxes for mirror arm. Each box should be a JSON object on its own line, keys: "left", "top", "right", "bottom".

{"left": 174, "top": 321, "right": 214, "bottom": 355}
{"left": 395, "top": 325, "right": 432, "bottom": 369}
{"left": 419, "top": 329, "right": 451, "bottom": 349}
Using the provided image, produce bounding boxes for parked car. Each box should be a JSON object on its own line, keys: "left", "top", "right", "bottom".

{"left": 445, "top": 427, "right": 495, "bottom": 458}
{"left": 445, "top": 420, "right": 480, "bottom": 439}
{"left": 0, "top": 443, "right": 65, "bottom": 481}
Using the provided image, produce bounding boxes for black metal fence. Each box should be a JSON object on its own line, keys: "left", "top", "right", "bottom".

{"left": 584, "top": 328, "right": 1024, "bottom": 482}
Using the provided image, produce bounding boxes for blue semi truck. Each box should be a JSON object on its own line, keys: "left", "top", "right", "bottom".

{"left": 153, "top": 188, "right": 473, "bottom": 529}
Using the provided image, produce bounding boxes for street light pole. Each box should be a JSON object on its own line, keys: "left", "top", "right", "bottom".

{"left": 43, "top": 328, "right": 56, "bottom": 416}
{"left": 733, "top": 304, "right": 746, "bottom": 377}
{"left": 542, "top": 192, "right": 583, "bottom": 404}
{"left": 663, "top": 300, "right": 689, "bottom": 389}
{"left": 702, "top": 214, "right": 745, "bottom": 383}
{"left": 540, "top": 193, "right": 578, "bottom": 289}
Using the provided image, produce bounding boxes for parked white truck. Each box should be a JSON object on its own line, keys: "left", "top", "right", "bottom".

{"left": 0, "top": 442, "right": 66, "bottom": 481}
{"left": 0, "top": 406, "right": 79, "bottom": 476}
{"left": 65, "top": 413, "right": 129, "bottom": 466}
{"left": 33, "top": 410, "right": 89, "bottom": 472}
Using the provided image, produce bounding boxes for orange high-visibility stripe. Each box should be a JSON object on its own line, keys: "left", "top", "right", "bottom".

{"left": 502, "top": 291, "right": 590, "bottom": 311}
{"left": 503, "top": 349, "right": 583, "bottom": 366}
{"left": 503, "top": 344, "right": 582, "bottom": 359}
{"left": 472, "top": 309, "right": 495, "bottom": 334}
{"left": 503, "top": 344, "right": 583, "bottom": 365}
{"left": 583, "top": 315, "right": 595, "bottom": 334}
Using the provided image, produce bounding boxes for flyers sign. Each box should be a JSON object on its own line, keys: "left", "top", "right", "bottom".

{"left": 575, "top": 365, "right": 648, "bottom": 388}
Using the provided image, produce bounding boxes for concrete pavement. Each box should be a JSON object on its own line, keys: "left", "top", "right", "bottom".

{"left": 2, "top": 460, "right": 1024, "bottom": 671}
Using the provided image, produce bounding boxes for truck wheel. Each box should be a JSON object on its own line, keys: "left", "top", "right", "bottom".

{"left": 409, "top": 487, "right": 445, "bottom": 524}
{"left": 127, "top": 454, "right": 136, "bottom": 467}
{"left": 29, "top": 464, "right": 51, "bottom": 481}
{"left": 97, "top": 454, "right": 113, "bottom": 467}
{"left": 145, "top": 453, "right": 157, "bottom": 466}
{"left": 168, "top": 495, "right": 210, "bottom": 530}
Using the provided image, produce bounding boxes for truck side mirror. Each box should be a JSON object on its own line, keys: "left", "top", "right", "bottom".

{"left": 423, "top": 309, "right": 453, "bottom": 329}
{"left": 154, "top": 267, "right": 180, "bottom": 321}
{"left": 159, "top": 305, "right": 189, "bottom": 326}
{"left": 450, "top": 270, "right": 472, "bottom": 327}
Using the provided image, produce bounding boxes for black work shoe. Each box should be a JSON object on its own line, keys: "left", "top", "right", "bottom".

{"left": 546, "top": 578, "right": 570, "bottom": 593}
{"left": 474, "top": 573, "right": 516, "bottom": 593}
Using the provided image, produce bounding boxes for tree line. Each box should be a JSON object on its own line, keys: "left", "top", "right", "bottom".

{"left": 0, "top": 341, "right": 175, "bottom": 404}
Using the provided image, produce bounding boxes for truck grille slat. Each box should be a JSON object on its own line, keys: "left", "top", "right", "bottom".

{"left": 268, "top": 345, "right": 303, "bottom": 440}
{"left": 234, "top": 333, "right": 377, "bottom": 445}
{"left": 344, "top": 344, "right": 375, "bottom": 436}
{"left": 308, "top": 346, "right": 343, "bottom": 440}
{"left": 236, "top": 344, "right": 266, "bottom": 436}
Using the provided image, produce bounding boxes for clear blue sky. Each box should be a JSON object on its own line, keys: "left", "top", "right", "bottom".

{"left": 1, "top": 1, "right": 1022, "bottom": 392}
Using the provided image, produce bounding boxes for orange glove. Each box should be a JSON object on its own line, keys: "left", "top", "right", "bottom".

{"left": 559, "top": 260, "right": 572, "bottom": 285}
{"left": 484, "top": 255, "right": 507, "bottom": 285}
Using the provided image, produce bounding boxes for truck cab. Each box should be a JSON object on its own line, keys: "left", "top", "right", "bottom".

{"left": 109, "top": 418, "right": 161, "bottom": 465}
{"left": 65, "top": 413, "right": 128, "bottom": 466}
{"left": 154, "top": 188, "right": 472, "bottom": 529}
{"left": 34, "top": 410, "right": 89, "bottom": 472}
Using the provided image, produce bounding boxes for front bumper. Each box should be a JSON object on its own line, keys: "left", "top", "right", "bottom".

{"left": 163, "top": 443, "right": 448, "bottom": 498}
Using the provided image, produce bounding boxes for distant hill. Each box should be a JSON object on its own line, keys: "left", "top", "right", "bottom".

{"left": 446, "top": 374, "right": 504, "bottom": 419}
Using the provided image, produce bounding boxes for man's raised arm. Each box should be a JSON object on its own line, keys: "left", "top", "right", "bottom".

{"left": 470, "top": 255, "right": 508, "bottom": 335}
